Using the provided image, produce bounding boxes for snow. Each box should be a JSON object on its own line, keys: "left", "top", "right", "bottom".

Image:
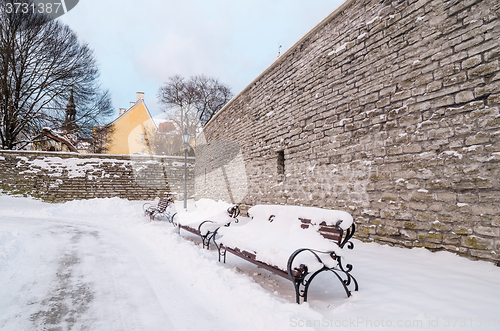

{"left": 1, "top": 195, "right": 500, "bottom": 330}
{"left": 172, "top": 161, "right": 193, "bottom": 168}
{"left": 441, "top": 150, "right": 463, "bottom": 159}
{"left": 366, "top": 16, "right": 379, "bottom": 25}
{"left": 487, "top": 152, "right": 500, "bottom": 161}
{"left": 173, "top": 198, "right": 238, "bottom": 234}
{"left": 357, "top": 33, "right": 366, "bottom": 40}
{"left": 328, "top": 42, "right": 348, "bottom": 56}
{"left": 16, "top": 156, "right": 133, "bottom": 178}
{"left": 463, "top": 145, "right": 480, "bottom": 151}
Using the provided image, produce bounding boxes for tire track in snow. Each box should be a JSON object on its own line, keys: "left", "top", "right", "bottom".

{"left": 30, "top": 226, "right": 95, "bottom": 330}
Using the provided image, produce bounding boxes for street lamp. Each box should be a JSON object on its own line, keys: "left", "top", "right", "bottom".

{"left": 181, "top": 127, "right": 191, "bottom": 209}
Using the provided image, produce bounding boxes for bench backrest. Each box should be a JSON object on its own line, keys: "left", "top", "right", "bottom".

{"left": 157, "top": 197, "right": 174, "bottom": 212}
{"left": 299, "top": 218, "right": 342, "bottom": 244}
{"left": 299, "top": 218, "right": 355, "bottom": 249}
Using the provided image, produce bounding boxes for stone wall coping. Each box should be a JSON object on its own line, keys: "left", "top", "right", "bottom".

{"left": 0, "top": 150, "right": 195, "bottom": 161}
{"left": 1, "top": 150, "right": 195, "bottom": 202}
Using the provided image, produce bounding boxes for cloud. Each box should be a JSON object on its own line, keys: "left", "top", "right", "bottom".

{"left": 60, "top": 0, "right": 344, "bottom": 117}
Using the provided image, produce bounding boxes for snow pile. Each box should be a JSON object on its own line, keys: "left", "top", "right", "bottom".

{"left": 219, "top": 205, "right": 353, "bottom": 271}
{"left": 0, "top": 195, "right": 141, "bottom": 223}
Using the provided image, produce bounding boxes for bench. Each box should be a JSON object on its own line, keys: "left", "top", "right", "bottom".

{"left": 143, "top": 196, "right": 176, "bottom": 222}
{"left": 215, "top": 205, "right": 358, "bottom": 304}
{"left": 176, "top": 204, "right": 241, "bottom": 249}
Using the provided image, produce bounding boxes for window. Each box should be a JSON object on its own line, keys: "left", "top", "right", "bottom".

{"left": 277, "top": 150, "right": 285, "bottom": 175}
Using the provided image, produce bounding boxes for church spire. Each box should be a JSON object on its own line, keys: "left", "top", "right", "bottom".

{"left": 63, "top": 87, "right": 77, "bottom": 131}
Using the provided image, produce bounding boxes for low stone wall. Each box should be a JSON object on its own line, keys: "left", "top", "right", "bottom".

{"left": 0, "top": 150, "right": 194, "bottom": 202}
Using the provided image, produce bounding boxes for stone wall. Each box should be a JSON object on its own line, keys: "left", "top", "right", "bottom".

{"left": 196, "top": 0, "right": 500, "bottom": 265}
{"left": 0, "top": 151, "right": 195, "bottom": 202}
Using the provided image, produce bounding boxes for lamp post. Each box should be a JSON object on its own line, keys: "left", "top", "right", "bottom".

{"left": 181, "top": 127, "right": 191, "bottom": 210}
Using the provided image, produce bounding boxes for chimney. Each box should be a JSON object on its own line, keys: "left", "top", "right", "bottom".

{"left": 136, "top": 92, "right": 144, "bottom": 102}
{"left": 119, "top": 108, "right": 127, "bottom": 116}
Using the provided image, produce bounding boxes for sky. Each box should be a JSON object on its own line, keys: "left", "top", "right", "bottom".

{"left": 59, "top": 0, "right": 344, "bottom": 119}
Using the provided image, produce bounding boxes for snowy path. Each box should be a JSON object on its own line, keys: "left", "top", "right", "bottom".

{"left": 0, "top": 197, "right": 319, "bottom": 331}
{"left": 0, "top": 216, "right": 221, "bottom": 330}
{"left": 1, "top": 195, "right": 500, "bottom": 331}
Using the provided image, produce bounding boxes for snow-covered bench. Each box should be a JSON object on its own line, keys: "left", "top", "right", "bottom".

{"left": 174, "top": 200, "right": 241, "bottom": 249}
{"left": 143, "top": 196, "right": 175, "bottom": 222}
{"left": 216, "top": 205, "right": 358, "bottom": 304}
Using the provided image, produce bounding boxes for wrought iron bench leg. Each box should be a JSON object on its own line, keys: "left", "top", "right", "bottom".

{"left": 217, "top": 244, "right": 226, "bottom": 263}
{"left": 198, "top": 220, "right": 217, "bottom": 250}
{"left": 288, "top": 248, "right": 358, "bottom": 303}
{"left": 203, "top": 231, "right": 219, "bottom": 250}
{"left": 328, "top": 269, "right": 353, "bottom": 298}
{"left": 201, "top": 232, "right": 212, "bottom": 249}
{"left": 337, "top": 256, "right": 359, "bottom": 292}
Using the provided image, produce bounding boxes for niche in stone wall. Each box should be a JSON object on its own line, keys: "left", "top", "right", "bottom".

{"left": 277, "top": 150, "right": 285, "bottom": 181}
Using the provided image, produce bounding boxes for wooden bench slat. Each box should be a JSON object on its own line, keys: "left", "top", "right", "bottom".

{"left": 179, "top": 224, "right": 199, "bottom": 235}
{"left": 319, "top": 226, "right": 340, "bottom": 233}
{"left": 243, "top": 251, "right": 256, "bottom": 259}
{"left": 223, "top": 245, "right": 289, "bottom": 280}
{"left": 320, "top": 233, "right": 341, "bottom": 241}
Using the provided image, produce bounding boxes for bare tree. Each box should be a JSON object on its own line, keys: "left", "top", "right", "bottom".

{"left": 157, "top": 75, "right": 197, "bottom": 136}
{"left": 88, "top": 124, "right": 115, "bottom": 154}
{"left": 157, "top": 74, "right": 232, "bottom": 137}
{"left": 0, "top": 1, "right": 113, "bottom": 150}
{"left": 192, "top": 75, "right": 233, "bottom": 126}
{"left": 148, "top": 130, "right": 195, "bottom": 157}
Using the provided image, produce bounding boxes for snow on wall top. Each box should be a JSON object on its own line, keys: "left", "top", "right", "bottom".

{"left": 16, "top": 156, "right": 132, "bottom": 178}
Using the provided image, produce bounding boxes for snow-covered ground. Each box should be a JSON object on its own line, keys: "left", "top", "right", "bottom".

{"left": 1, "top": 195, "right": 499, "bottom": 331}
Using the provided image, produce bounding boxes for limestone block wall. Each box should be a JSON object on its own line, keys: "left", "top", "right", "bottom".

{"left": 0, "top": 151, "right": 194, "bottom": 202}
{"left": 196, "top": 0, "right": 500, "bottom": 265}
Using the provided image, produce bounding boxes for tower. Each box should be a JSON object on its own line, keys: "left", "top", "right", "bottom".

{"left": 63, "top": 88, "right": 77, "bottom": 132}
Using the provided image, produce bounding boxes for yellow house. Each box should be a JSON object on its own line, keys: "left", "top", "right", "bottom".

{"left": 106, "top": 92, "right": 157, "bottom": 155}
